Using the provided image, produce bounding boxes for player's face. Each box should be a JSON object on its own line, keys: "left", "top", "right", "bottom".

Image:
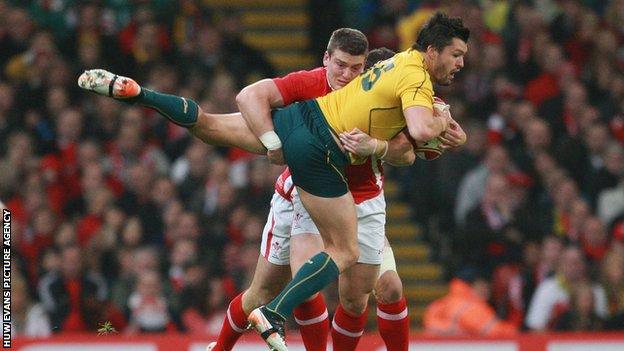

{"left": 323, "top": 49, "right": 366, "bottom": 89}
{"left": 428, "top": 38, "right": 467, "bottom": 86}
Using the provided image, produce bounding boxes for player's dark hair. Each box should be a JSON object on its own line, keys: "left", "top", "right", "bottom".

{"left": 327, "top": 28, "right": 369, "bottom": 56}
{"left": 413, "top": 12, "right": 470, "bottom": 51}
{"left": 365, "top": 47, "right": 396, "bottom": 69}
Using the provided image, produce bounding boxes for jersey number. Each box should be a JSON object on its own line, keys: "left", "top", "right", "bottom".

{"left": 361, "top": 61, "right": 395, "bottom": 91}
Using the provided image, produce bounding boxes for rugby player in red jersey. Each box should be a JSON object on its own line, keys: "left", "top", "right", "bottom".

{"left": 210, "top": 41, "right": 413, "bottom": 351}
{"left": 78, "top": 27, "right": 466, "bottom": 350}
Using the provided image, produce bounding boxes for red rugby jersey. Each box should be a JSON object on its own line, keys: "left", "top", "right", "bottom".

{"left": 273, "top": 67, "right": 332, "bottom": 105}
{"left": 272, "top": 68, "right": 384, "bottom": 204}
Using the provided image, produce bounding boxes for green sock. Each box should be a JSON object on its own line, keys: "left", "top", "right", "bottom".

{"left": 124, "top": 88, "right": 198, "bottom": 127}
{"left": 266, "top": 252, "right": 339, "bottom": 318}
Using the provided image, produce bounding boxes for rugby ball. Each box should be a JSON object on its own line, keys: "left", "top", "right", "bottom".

{"left": 433, "top": 96, "right": 450, "bottom": 114}
{"left": 414, "top": 137, "right": 444, "bottom": 160}
{"left": 411, "top": 97, "right": 449, "bottom": 160}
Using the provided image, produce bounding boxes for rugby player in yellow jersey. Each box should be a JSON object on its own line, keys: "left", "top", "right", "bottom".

{"left": 239, "top": 12, "right": 469, "bottom": 350}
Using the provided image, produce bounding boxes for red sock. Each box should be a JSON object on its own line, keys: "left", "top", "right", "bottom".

{"left": 331, "top": 304, "right": 367, "bottom": 351}
{"left": 214, "top": 293, "right": 248, "bottom": 351}
{"left": 377, "top": 297, "right": 410, "bottom": 351}
{"left": 294, "top": 294, "right": 329, "bottom": 351}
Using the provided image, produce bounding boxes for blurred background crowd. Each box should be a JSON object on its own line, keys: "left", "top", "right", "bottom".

{"left": 2, "top": 0, "right": 624, "bottom": 338}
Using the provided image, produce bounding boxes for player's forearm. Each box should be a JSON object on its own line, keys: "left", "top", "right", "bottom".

{"left": 237, "top": 88, "right": 276, "bottom": 134}
{"left": 404, "top": 106, "right": 449, "bottom": 142}
{"left": 236, "top": 80, "right": 285, "bottom": 151}
{"left": 408, "top": 116, "right": 447, "bottom": 142}
{"left": 382, "top": 136, "right": 415, "bottom": 166}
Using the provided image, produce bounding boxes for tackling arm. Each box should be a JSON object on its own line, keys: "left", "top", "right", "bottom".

{"left": 236, "top": 79, "right": 286, "bottom": 156}
{"left": 383, "top": 131, "right": 416, "bottom": 166}
{"left": 338, "top": 128, "right": 415, "bottom": 166}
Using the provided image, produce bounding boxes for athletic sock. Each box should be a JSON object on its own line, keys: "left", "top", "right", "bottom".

{"left": 266, "top": 252, "right": 339, "bottom": 318}
{"left": 331, "top": 304, "right": 367, "bottom": 351}
{"left": 377, "top": 297, "right": 410, "bottom": 351}
{"left": 294, "top": 294, "right": 330, "bottom": 351}
{"left": 125, "top": 88, "right": 198, "bottom": 127}
{"left": 214, "top": 293, "right": 248, "bottom": 351}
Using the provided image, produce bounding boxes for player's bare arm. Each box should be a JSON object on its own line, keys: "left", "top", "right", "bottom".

{"left": 236, "top": 79, "right": 286, "bottom": 164}
{"left": 404, "top": 105, "right": 449, "bottom": 142}
{"left": 382, "top": 132, "right": 416, "bottom": 166}
{"left": 190, "top": 78, "right": 289, "bottom": 155}
{"left": 439, "top": 118, "right": 467, "bottom": 149}
{"left": 339, "top": 128, "right": 415, "bottom": 166}
{"left": 431, "top": 100, "right": 466, "bottom": 149}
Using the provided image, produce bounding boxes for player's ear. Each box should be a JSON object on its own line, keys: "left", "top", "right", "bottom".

{"left": 425, "top": 45, "right": 438, "bottom": 58}
{"left": 323, "top": 51, "right": 331, "bottom": 67}
{"left": 425, "top": 45, "right": 441, "bottom": 64}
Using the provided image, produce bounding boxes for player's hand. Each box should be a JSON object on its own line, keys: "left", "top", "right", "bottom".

{"left": 433, "top": 102, "right": 452, "bottom": 133}
{"left": 339, "top": 128, "right": 376, "bottom": 156}
{"left": 439, "top": 119, "right": 467, "bottom": 149}
{"left": 267, "top": 148, "right": 285, "bottom": 165}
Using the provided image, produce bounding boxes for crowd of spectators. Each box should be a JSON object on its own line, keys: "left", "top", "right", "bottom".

{"left": 3, "top": 0, "right": 624, "bottom": 337}
{"left": 3, "top": 0, "right": 278, "bottom": 336}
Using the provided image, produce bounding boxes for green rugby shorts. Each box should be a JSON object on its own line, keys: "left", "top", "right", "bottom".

{"left": 272, "top": 100, "right": 349, "bottom": 198}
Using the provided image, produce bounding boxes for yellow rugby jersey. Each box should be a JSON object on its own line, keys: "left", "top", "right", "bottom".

{"left": 316, "top": 49, "right": 434, "bottom": 152}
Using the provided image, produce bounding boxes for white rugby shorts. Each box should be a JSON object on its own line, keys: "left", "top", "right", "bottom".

{"left": 260, "top": 189, "right": 388, "bottom": 265}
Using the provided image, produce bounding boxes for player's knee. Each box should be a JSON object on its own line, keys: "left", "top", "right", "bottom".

{"left": 327, "top": 240, "right": 358, "bottom": 269}
{"left": 342, "top": 244, "right": 359, "bottom": 267}
{"left": 375, "top": 270, "right": 403, "bottom": 304}
{"left": 340, "top": 295, "right": 368, "bottom": 316}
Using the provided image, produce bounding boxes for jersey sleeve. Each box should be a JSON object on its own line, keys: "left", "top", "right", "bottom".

{"left": 396, "top": 64, "right": 434, "bottom": 111}
{"left": 272, "top": 69, "right": 326, "bottom": 106}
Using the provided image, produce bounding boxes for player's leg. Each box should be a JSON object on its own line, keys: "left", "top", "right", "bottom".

{"left": 248, "top": 190, "right": 358, "bottom": 351}
{"left": 247, "top": 97, "right": 358, "bottom": 351}
{"left": 209, "top": 194, "right": 293, "bottom": 351}
{"left": 242, "top": 257, "right": 291, "bottom": 313}
{"left": 269, "top": 189, "right": 359, "bottom": 305}
{"left": 290, "top": 227, "right": 331, "bottom": 350}
{"left": 332, "top": 263, "right": 379, "bottom": 351}
{"left": 209, "top": 256, "right": 291, "bottom": 351}
{"left": 374, "top": 239, "right": 409, "bottom": 351}
{"left": 332, "top": 194, "right": 386, "bottom": 351}
{"left": 78, "top": 69, "right": 198, "bottom": 125}
{"left": 77, "top": 69, "right": 266, "bottom": 154}
{"left": 191, "top": 112, "right": 266, "bottom": 154}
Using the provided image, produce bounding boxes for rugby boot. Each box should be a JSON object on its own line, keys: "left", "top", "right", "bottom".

{"left": 78, "top": 69, "right": 141, "bottom": 99}
{"left": 248, "top": 306, "right": 288, "bottom": 351}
